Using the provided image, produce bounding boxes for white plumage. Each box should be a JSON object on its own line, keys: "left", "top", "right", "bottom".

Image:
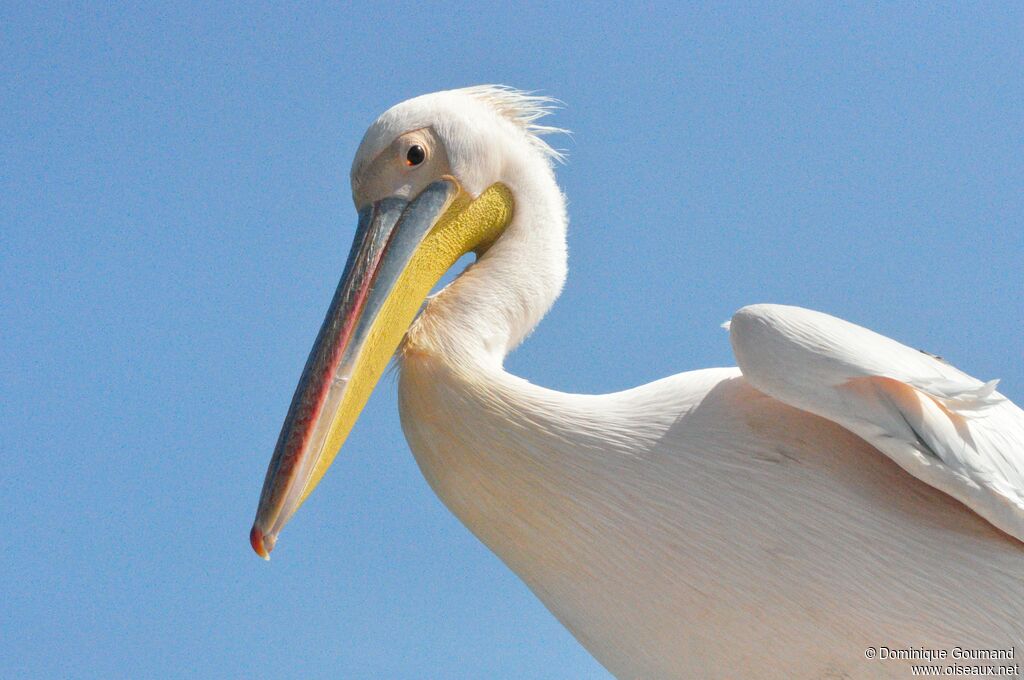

{"left": 390, "top": 88, "right": 1024, "bottom": 678}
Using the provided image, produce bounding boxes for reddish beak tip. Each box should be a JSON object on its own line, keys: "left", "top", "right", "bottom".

{"left": 250, "top": 525, "right": 273, "bottom": 561}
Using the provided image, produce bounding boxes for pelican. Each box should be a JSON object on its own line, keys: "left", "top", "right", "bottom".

{"left": 250, "top": 86, "right": 1024, "bottom": 679}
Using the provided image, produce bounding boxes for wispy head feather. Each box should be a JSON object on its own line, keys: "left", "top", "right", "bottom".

{"left": 457, "top": 85, "right": 569, "bottom": 163}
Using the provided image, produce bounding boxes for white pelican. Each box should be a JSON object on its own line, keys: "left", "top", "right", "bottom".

{"left": 251, "top": 86, "right": 1024, "bottom": 679}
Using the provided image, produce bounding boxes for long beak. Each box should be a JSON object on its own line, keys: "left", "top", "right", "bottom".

{"left": 250, "top": 178, "right": 513, "bottom": 559}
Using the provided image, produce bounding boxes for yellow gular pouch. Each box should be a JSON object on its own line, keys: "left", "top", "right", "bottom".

{"left": 298, "top": 182, "right": 515, "bottom": 505}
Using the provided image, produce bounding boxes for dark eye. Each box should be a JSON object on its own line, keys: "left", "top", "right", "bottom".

{"left": 405, "top": 144, "right": 426, "bottom": 167}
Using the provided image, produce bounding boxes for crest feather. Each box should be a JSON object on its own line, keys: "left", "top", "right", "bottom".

{"left": 457, "top": 85, "right": 569, "bottom": 163}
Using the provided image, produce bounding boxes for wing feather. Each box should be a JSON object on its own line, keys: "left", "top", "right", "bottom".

{"left": 729, "top": 303, "right": 1024, "bottom": 542}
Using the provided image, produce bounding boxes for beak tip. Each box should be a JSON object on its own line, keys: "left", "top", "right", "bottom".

{"left": 250, "top": 524, "right": 274, "bottom": 560}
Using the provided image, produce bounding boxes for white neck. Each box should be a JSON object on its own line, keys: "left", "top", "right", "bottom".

{"left": 405, "top": 151, "right": 567, "bottom": 366}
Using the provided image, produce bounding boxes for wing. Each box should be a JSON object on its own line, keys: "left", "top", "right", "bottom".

{"left": 728, "top": 303, "right": 1024, "bottom": 542}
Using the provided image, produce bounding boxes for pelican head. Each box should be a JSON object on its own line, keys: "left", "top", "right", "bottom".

{"left": 250, "top": 86, "right": 565, "bottom": 558}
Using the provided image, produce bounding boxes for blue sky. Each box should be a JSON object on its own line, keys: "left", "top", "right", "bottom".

{"left": 3, "top": 3, "right": 1021, "bottom": 678}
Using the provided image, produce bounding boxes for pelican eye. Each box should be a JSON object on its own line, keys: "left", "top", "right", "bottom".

{"left": 406, "top": 144, "right": 426, "bottom": 167}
